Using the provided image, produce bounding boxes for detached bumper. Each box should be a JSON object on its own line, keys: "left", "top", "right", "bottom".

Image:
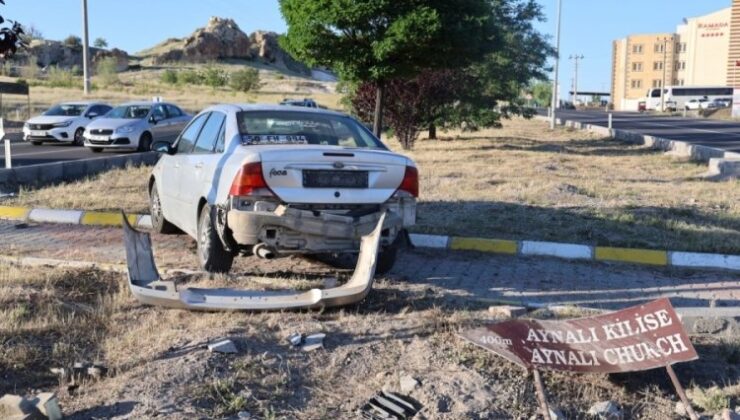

{"left": 122, "top": 212, "right": 385, "bottom": 311}
{"left": 227, "top": 205, "right": 404, "bottom": 252}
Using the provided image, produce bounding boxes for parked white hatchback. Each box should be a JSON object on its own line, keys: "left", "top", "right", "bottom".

{"left": 23, "top": 101, "right": 112, "bottom": 146}
{"left": 148, "top": 104, "right": 418, "bottom": 274}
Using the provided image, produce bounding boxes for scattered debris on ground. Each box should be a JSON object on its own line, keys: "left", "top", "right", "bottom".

{"left": 208, "top": 339, "right": 238, "bottom": 354}
{"left": 0, "top": 392, "right": 63, "bottom": 420}
{"left": 359, "top": 391, "right": 421, "bottom": 419}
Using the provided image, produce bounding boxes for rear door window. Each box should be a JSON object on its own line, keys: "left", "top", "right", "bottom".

{"left": 176, "top": 113, "right": 209, "bottom": 154}
{"left": 166, "top": 104, "right": 183, "bottom": 118}
{"left": 192, "top": 112, "right": 226, "bottom": 154}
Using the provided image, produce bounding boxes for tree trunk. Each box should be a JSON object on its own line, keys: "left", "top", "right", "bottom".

{"left": 428, "top": 123, "right": 437, "bottom": 140}
{"left": 373, "top": 83, "right": 385, "bottom": 139}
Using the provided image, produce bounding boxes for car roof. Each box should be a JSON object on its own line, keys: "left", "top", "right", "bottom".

{"left": 202, "top": 103, "right": 346, "bottom": 117}
{"left": 57, "top": 100, "right": 106, "bottom": 106}
{"left": 118, "top": 101, "right": 173, "bottom": 107}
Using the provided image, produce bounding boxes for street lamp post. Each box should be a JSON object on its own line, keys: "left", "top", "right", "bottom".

{"left": 82, "top": 0, "right": 91, "bottom": 95}
{"left": 658, "top": 36, "right": 671, "bottom": 112}
{"left": 569, "top": 54, "right": 584, "bottom": 106}
{"left": 549, "top": 0, "right": 562, "bottom": 129}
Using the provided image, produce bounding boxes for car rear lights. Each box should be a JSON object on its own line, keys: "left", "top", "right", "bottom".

{"left": 397, "top": 166, "right": 419, "bottom": 198}
{"left": 229, "top": 162, "right": 273, "bottom": 196}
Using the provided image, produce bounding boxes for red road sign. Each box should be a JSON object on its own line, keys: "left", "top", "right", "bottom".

{"left": 460, "top": 298, "right": 697, "bottom": 373}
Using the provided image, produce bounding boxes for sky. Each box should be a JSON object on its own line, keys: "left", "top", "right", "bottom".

{"left": 2, "top": 0, "right": 734, "bottom": 93}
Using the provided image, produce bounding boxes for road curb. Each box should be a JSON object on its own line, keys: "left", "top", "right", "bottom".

{"left": 1, "top": 205, "right": 738, "bottom": 272}
{"left": 408, "top": 233, "right": 740, "bottom": 272}
{"left": 0, "top": 206, "right": 152, "bottom": 229}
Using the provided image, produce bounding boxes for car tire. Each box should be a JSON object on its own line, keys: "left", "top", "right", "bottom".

{"left": 30, "top": 141, "right": 42, "bottom": 146}
{"left": 375, "top": 244, "right": 398, "bottom": 276}
{"left": 73, "top": 128, "right": 85, "bottom": 146}
{"left": 197, "top": 204, "right": 234, "bottom": 273}
{"left": 137, "top": 132, "right": 152, "bottom": 152}
{"left": 149, "top": 183, "right": 178, "bottom": 234}
{"left": 90, "top": 147, "right": 103, "bottom": 153}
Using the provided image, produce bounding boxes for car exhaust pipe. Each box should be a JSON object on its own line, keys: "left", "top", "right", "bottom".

{"left": 253, "top": 243, "right": 277, "bottom": 260}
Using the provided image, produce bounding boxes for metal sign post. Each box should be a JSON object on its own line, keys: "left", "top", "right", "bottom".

{"left": 1, "top": 118, "right": 9, "bottom": 169}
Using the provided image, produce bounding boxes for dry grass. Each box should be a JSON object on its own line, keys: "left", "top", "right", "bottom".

{"left": 2, "top": 263, "right": 737, "bottom": 418}
{"left": 394, "top": 118, "right": 740, "bottom": 254}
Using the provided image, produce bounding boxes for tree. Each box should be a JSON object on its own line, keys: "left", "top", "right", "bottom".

{"left": 93, "top": 37, "right": 108, "bottom": 49}
{"left": 531, "top": 81, "right": 552, "bottom": 108}
{"left": 437, "top": 0, "right": 554, "bottom": 131}
{"left": 279, "top": 0, "right": 497, "bottom": 137}
{"left": 63, "top": 35, "right": 82, "bottom": 50}
{"left": 0, "top": 1, "right": 25, "bottom": 58}
{"left": 229, "top": 68, "right": 261, "bottom": 92}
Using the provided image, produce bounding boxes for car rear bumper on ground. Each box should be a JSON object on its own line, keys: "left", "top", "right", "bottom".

{"left": 123, "top": 212, "right": 385, "bottom": 311}
{"left": 226, "top": 202, "right": 413, "bottom": 253}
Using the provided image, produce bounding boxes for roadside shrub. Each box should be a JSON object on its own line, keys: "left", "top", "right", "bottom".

{"left": 63, "top": 35, "right": 82, "bottom": 50}
{"left": 95, "top": 57, "right": 119, "bottom": 87}
{"left": 202, "top": 67, "right": 228, "bottom": 88}
{"left": 160, "top": 69, "right": 178, "bottom": 84}
{"left": 46, "top": 66, "right": 79, "bottom": 88}
{"left": 229, "top": 68, "right": 261, "bottom": 92}
{"left": 177, "top": 69, "right": 202, "bottom": 85}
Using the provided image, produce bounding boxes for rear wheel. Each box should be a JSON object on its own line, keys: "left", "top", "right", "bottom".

{"left": 137, "top": 132, "right": 152, "bottom": 152}
{"left": 90, "top": 147, "right": 103, "bottom": 153}
{"left": 149, "top": 183, "right": 178, "bottom": 234}
{"left": 73, "top": 127, "right": 85, "bottom": 146}
{"left": 197, "top": 204, "right": 234, "bottom": 273}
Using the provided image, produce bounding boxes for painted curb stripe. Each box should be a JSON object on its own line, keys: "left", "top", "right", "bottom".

{"left": 595, "top": 247, "right": 668, "bottom": 266}
{"left": 136, "top": 215, "right": 153, "bottom": 229}
{"left": 671, "top": 252, "right": 740, "bottom": 271}
{"left": 409, "top": 233, "right": 449, "bottom": 249}
{"left": 28, "top": 208, "right": 84, "bottom": 225}
{"left": 450, "top": 237, "right": 518, "bottom": 254}
{"left": 0, "top": 206, "right": 30, "bottom": 220}
{"left": 81, "top": 212, "right": 137, "bottom": 227}
{"left": 521, "top": 240, "right": 592, "bottom": 259}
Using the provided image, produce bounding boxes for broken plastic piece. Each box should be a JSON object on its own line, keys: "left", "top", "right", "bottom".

{"left": 123, "top": 211, "right": 386, "bottom": 311}
{"left": 360, "top": 391, "right": 421, "bottom": 419}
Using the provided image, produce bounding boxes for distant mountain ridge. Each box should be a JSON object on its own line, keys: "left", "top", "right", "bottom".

{"left": 137, "top": 17, "right": 310, "bottom": 75}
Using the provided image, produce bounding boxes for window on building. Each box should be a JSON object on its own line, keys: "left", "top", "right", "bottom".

{"left": 680, "top": 61, "right": 686, "bottom": 70}
{"left": 631, "top": 62, "right": 643, "bottom": 72}
{"left": 631, "top": 44, "right": 643, "bottom": 54}
{"left": 653, "top": 62, "right": 664, "bottom": 71}
{"left": 652, "top": 80, "right": 663, "bottom": 88}
{"left": 655, "top": 43, "right": 665, "bottom": 53}
{"left": 681, "top": 43, "right": 687, "bottom": 53}
{"left": 678, "top": 79, "right": 685, "bottom": 86}
{"left": 631, "top": 80, "right": 643, "bottom": 89}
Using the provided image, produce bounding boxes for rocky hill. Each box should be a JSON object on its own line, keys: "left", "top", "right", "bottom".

{"left": 21, "top": 39, "right": 129, "bottom": 72}
{"left": 138, "top": 17, "right": 310, "bottom": 75}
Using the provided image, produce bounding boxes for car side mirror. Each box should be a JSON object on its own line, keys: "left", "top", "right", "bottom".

{"left": 152, "top": 141, "right": 174, "bottom": 155}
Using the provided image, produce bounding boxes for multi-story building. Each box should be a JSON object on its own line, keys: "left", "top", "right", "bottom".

{"left": 611, "top": 4, "right": 734, "bottom": 110}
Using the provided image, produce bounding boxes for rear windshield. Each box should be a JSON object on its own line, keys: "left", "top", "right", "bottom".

{"left": 236, "top": 111, "right": 385, "bottom": 149}
{"left": 44, "top": 104, "right": 86, "bottom": 116}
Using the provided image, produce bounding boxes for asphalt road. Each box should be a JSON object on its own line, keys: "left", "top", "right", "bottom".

{"left": 547, "top": 109, "right": 740, "bottom": 153}
{"left": 0, "top": 138, "right": 132, "bottom": 168}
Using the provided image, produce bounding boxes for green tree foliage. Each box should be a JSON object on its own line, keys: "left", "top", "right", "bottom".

{"left": 160, "top": 69, "right": 178, "bottom": 84}
{"left": 202, "top": 66, "right": 228, "bottom": 88}
{"left": 63, "top": 35, "right": 82, "bottom": 50}
{"left": 93, "top": 37, "right": 108, "bottom": 49}
{"left": 531, "top": 80, "right": 552, "bottom": 108}
{"left": 229, "top": 68, "right": 261, "bottom": 92}
{"left": 95, "top": 56, "right": 119, "bottom": 87}
{"left": 279, "top": 0, "right": 497, "bottom": 135}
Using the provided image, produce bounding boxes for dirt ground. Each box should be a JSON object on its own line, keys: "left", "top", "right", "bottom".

{"left": 1, "top": 262, "right": 738, "bottom": 419}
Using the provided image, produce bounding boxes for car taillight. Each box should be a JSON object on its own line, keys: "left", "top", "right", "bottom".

{"left": 397, "top": 166, "right": 419, "bottom": 198}
{"left": 229, "top": 162, "right": 273, "bottom": 196}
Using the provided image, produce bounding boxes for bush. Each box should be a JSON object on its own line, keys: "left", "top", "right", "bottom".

{"left": 177, "top": 69, "right": 202, "bottom": 85}
{"left": 202, "top": 67, "right": 228, "bottom": 88}
{"left": 160, "top": 69, "right": 178, "bottom": 84}
{"left": 47, "top": 66, "right": 79, "bottom": 88}
{"left": 63, "top": 35, "right": 82, "bottom": 50}
{"left": 95, "top": 57, "right": 119, "bottom": 87}
{"left": 229, "top": 68, "right": 261, "bottom": 93}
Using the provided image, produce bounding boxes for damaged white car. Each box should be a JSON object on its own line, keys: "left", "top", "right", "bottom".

{"left": 148, "top": 104, "right": 418, "bottom": 274}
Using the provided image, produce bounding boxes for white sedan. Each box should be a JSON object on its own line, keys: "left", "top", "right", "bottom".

{"left": 148, "top": 104, "right": 418, "bottom": 274}
{"left": 23, "top": 101, "right": 112, "bottom": 146}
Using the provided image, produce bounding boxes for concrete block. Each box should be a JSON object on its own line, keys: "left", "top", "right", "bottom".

{"left": 28, "top": 208, "right": 83, "bottom": 225}
{"left": 488, "top": 305, "right": 528, "bottom": 318}
{"left": 0, "top": 394, "right": 42, "bottom": 419}
{"left": 34, "top": 393, "right": 63, "bottom": 420}
{"left": 409, "top": 233, "right": 449, "bottom": 249}
{"left": 208, "top": 339, "right": 237, "bottom": 354}
{"left": 706, "top": 158, "right": 740, "bottom": 180}
{"left": 671, "top": 251, "right": 740, "bottom": 271}
{"left": 521, "top": 241, "right": 592, "bottom": 260}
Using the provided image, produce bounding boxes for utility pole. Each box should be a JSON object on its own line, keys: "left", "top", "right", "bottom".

{"left": 82, "top": 0, "right": 91, "bottom": 95}
{"left": 569, "top": 54, "right": 584, "bottom": 107}
{"left": 549, "top": 0, "right": 562, "bottom": 129}
{"left": 658, "top": 36, "right": 670, "bottom": 112}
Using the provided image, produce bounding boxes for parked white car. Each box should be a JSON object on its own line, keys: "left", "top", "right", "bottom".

{"left": 84, "top": 101, "right": 191, "bottom": 153}
{"left": 23, "top": 101, "right": 112, "bottom": 146}
{"left": 685, "top": 98, "right": 719, "bottom": 110}
{"left": 148, "top": 104, "right": 418, "bottom": 273}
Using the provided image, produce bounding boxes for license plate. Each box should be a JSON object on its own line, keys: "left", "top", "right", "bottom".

{"left": 303, "top": 170, "right": 368, "bottom": 189}
{"left": 30, "top": 130, "right": 46, "bottom": 136}
{"left": 90, "top": 135, "right": 109, "bottom": 141}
